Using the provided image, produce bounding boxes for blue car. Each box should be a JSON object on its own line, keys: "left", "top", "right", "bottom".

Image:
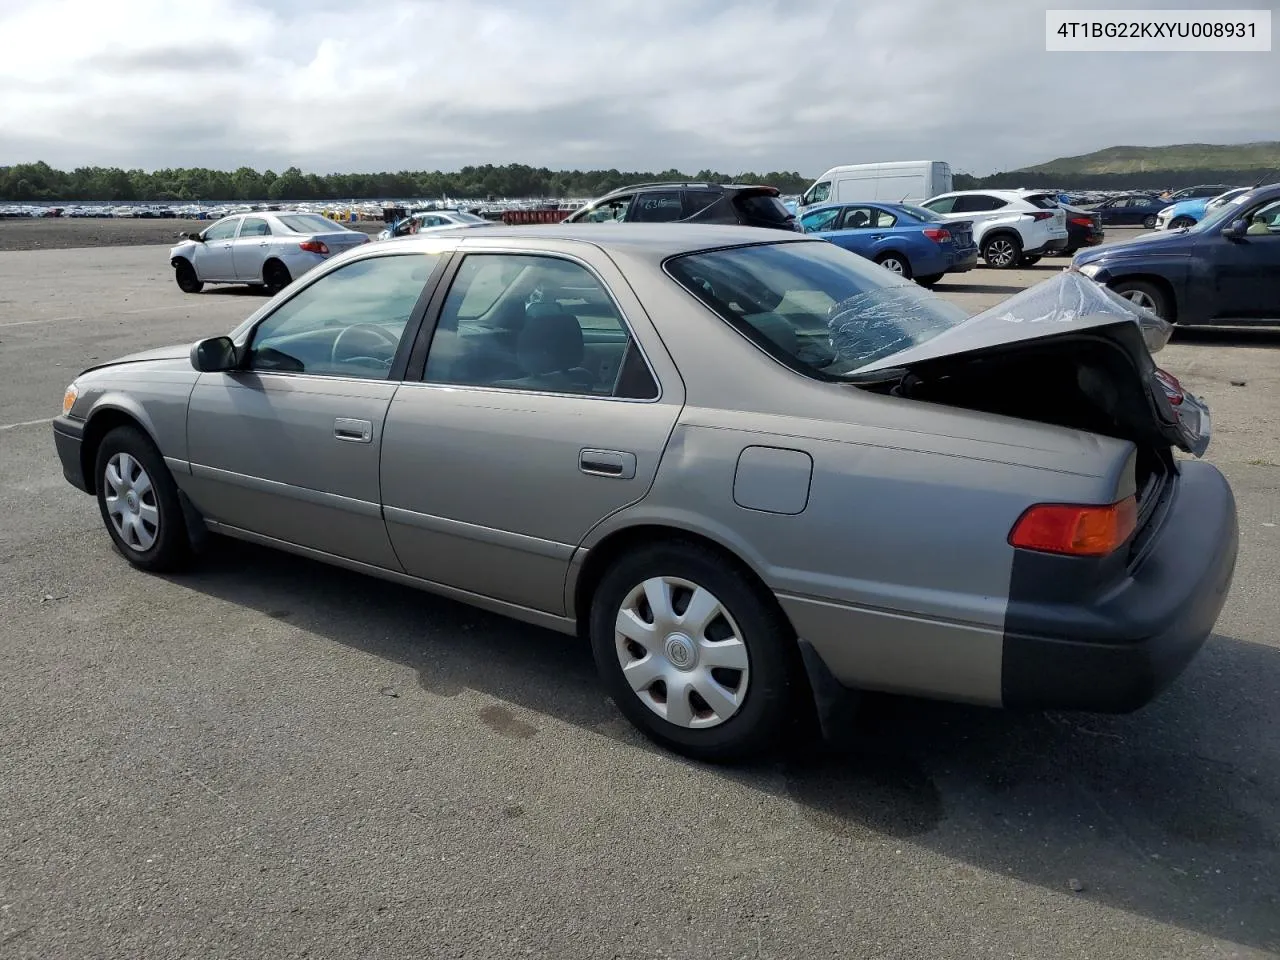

{"left": 1155, "top": 187, "right": 1249, "bottom": 230}
{"left": 1072, "top": 183, "right": 1280, "bottom": 324}
{"left": 799, "top": 201, "right": 979, "bottom": 286}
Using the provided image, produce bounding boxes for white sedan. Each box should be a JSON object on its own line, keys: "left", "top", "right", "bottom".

{"left": 375, "top": 209, "right": 495, "bottom": 241}
{"left": 168, "top": 212, "right": 370, "bottom": 294}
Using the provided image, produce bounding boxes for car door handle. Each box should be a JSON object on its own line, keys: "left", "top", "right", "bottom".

{"left": 579, "top": 448, "right": 636, "bottom": 479}
{"left": 334, "top": 418, "right": 373, "bottom": 443}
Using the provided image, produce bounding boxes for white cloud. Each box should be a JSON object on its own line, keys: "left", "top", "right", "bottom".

{"left": 0, "top": 0, "right": 1276, "bottom": 175}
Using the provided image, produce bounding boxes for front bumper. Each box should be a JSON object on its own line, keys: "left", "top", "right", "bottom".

{"left": 1001, "top": 460, "right": 1238, "bottom": 712}
{"left": 52, "top": 415, "right": 89, "bottom": 493}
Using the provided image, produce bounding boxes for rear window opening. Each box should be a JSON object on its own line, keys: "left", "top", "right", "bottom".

{"left": 734, "top": 192, "right": 795, "bottom": 224}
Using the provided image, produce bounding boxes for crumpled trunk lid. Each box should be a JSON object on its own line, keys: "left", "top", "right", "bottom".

{"left": 850, "top": 271, "right": 1210, "bottom": 456}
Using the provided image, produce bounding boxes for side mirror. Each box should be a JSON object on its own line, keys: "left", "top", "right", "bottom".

{"left": 190, "top": 336, "right": 237, "bottom": 372}
{"left": 1221, "top": 218, "right": 1248, "bottom": 240}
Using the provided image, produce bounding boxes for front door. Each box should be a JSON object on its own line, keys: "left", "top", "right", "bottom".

{"left": 380, "top": 249, "right": 684, "bottom": 614}
{"left": 1212, "top": 198, "right": 1280, "bottom": 320}
{"left": 193, "top": 216, "right": 240, "bottom": 280}
{"left": 184, "top": 248, "right": 447, "bottom": 567}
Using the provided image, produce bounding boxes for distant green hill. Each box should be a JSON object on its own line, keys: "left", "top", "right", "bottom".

{"left": 1018, "top": 142, "right": 1280, "bottom": 176}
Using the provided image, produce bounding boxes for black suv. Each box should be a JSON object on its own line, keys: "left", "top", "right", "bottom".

{"left": 563, "top": 182, "right": 801, "bottom": 231}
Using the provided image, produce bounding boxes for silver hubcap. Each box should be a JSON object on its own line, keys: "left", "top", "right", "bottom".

{"left": 880, "top": 257, "right": 905, "bottom": 274}
{"left": 1123, "top": 289, "right": 1157, "bottom": 311}
{"left": 614, "top": 576, "right": 750, "bottom": 729}
{"left": 986, "top": 240, "right": 1015, "bottom": 266}
{"left": 104, "top": 452, "right": 159, "bottom": 552}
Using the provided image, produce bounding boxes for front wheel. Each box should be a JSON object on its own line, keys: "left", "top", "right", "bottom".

{"left": 1170, "top": 217, "right": 1195, "bottom": 229}
{"left": 1109, "top": 279, "right": 1171, "bottom": 320}
{"left": 94, "top": 426, "right": 191, "bottom": 572}
{"left": 589, "top": 542, "right": 800, "bottom": 763}
{"left": 174, "top": 259, "right": 203, "bottom": 293}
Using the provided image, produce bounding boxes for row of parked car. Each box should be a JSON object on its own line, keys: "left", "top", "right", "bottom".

{"left": 167, "top": 178, "right": 1279, "bottom": 327}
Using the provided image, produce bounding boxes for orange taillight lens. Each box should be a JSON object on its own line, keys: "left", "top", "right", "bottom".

{"left": 1009, "top": 496, "right": 1138, "bottom": 557}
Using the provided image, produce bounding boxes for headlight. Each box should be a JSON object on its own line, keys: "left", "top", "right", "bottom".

{"left": 61, "top": 382, "right": 79, "bottom": 415}
{"left": 1077, "top": 263, "right": 1102, "bottom": 278}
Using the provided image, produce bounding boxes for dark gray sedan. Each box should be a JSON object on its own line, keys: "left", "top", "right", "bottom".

{"left": 53, "top": 224, "right": 1238, "bottom": 762}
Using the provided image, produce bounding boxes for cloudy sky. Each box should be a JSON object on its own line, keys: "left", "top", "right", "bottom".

{"left": 0, "top": 0, "right": 1276, "bottom": 176}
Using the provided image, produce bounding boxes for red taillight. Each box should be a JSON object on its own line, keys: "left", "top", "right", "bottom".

{"left": 299, "top": 239, "right": 330, "bottom": 254}
{"left": 1029, "top": 211, "right": 1054, "bottom": 221}
{"left": 1069, "top": 216, "right": 1093, "bottom": 227}
{"left": 922, "top": 227, "right": 952, "bottom": 242}
{"left": 1154, "top": 368, "right": 1184, "bottom": 405}
{"left": 1009, "top": 497, "right": 1138, "bottom": 557}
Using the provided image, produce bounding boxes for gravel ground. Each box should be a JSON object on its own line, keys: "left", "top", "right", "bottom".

{"left": 0, "top": 217, "right": 386, "bottom": 252}
{"left": 1, "top": 237, "right": 1278, "bottom": 959}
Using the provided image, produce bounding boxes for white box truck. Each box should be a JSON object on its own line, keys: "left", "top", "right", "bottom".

{"left": 798, "top": 161, "right": 953, "bottom": 212}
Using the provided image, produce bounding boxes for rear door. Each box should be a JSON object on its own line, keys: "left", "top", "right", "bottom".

{"left": 231, "top": 215, "right": 273, "bottom": 281}
{"left": 380, "top": 246, "right": 685, "bottom": 615}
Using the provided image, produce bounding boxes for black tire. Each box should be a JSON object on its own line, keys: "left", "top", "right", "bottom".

{"left": 589, "top": 541, "right": 801, "bottom": 763}
{"left": 1019, "top": 255, "right": 1042, "bottom": 266}
{"left": 1142, "top": 215, "right": 1157, "bottom": 229}
{"left": 1058, "top": 247, "right": 1079, "bottom": 257}
{"left": 1170, "top": 217, "right": 1195, "bottom": 229}
{"left": 980, "top": 232, "right": 1022, "bottom": 269}
{"left": 915, "top": 273, "right": 944, "bottom": 288}
{"left": 1109, "top": 279, "right": 1171, "bottom": 321}
{"left": 262, "top": 259, "right": 292, "bottom": 295}
{"left": 174, "top": 259, "right": 203, "bottom": 293}
{"left": 93, "top": 425, "right": 191, "bottom": 572}
{"left": 874, "top": 252, "right": 912, "bottom": 279}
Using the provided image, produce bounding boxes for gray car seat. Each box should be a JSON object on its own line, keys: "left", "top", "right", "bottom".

{"left": 493, "top": 312, "right": 596, "bottom": 393}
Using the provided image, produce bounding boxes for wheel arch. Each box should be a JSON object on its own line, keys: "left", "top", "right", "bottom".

{"left": 79, "top": 401, "right": 162, "bottom": 495}
{"left": 1106, "top": 273, "right": 1179, "bottom": 322}
{"left": 568, "top": 521, "right": 796, "bottom": 643}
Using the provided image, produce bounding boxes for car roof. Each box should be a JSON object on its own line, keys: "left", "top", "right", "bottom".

{"left": 362, "top": 222, "right": 813, "bottom": 259}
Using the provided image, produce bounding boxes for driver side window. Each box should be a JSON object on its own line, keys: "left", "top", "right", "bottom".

{"left": 246, "top": 253, "right": 441, "bottom": 379}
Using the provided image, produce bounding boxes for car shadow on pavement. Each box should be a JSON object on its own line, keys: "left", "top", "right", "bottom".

{"left": 172, "top": 536, "right": 1280, "bottom": 953}
{"left": 1171, "top": 326, "right": 1280, "bottom": 349}
{"left": 929, "top": 282, "right": 1024, "bottom": 296}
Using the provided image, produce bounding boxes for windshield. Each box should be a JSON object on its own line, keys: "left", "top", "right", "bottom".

{"left": 450, "top": 211, "right": 488, "bottom": 223}
{"left": 665, "top": 240, "right": 969, "bottom": 378}
{"left": 276, "top": 213, "right": 346, "bottom": 234}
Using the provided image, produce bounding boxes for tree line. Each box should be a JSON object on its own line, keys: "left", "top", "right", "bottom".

{"left": 0, "top": 161, "right": 813, "bottom": 203}
{"left": 3, "top": 160, "right": 1273, "bottom": 203}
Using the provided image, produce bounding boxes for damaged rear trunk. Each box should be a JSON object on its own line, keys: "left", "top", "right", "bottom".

{"left": 845, "top": 270, "right": 1211, "bottom": 463}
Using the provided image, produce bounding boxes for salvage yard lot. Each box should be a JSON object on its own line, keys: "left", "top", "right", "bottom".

{"left": 1, "top": 231, "right": 1278, "bottom": 959}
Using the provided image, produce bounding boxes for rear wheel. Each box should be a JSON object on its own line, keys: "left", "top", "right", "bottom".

{"left": 94, "top": 426, "right": 191, "bottom": 572}
{"left": 1142, "top": 214, "right": 1157, "bottom": 229}
{"left": 174, "top": 259, "right": 203, "bottom": 293}
{"left": 589, "top": 541, "right": 800, "bottom": 763}
{"left": 262, "top": 259, "right": 292, "bottom": 294}
{"left": 1110, "top": 279, "right": 1171, "bottom": 320}
{"left": 981, "top": 233, "right": 1022, "bottom": 269}
{"left": 874, "top": 252, "right": 912, "bottom": 279}
{"left": 915, "top": 273, "right": 944, "bottom": 287}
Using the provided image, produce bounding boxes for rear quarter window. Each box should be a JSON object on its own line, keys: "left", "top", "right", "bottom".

{"left": 735, "top": 193, "right": 794, "bottom": 223}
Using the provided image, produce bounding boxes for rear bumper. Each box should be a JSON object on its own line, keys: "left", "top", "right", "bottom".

{"left": 53, "top": 415, "right": 89, "bottom": 493}
{"left": 1001, "top": 460, "right": 1238, "bottom": 712}
{"left": 788, "top": 460, "right": 1237, "bottom": 722}
{"left": 1025, "top": 237, "right": 1069, "bottom": 256}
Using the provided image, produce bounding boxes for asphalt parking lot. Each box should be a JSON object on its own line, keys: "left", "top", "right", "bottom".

{"left": 2, "top": 230, "right": 1278, "bottom": 959}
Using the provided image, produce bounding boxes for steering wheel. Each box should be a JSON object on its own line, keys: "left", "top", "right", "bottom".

{"left": 331, "top": 323, "right": 399, "bottom": 367}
